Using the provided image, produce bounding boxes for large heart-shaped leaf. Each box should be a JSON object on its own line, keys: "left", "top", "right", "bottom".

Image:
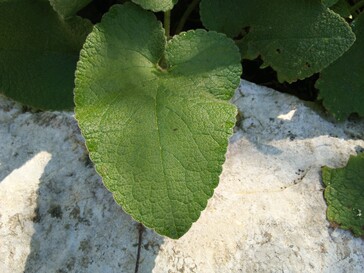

{"left": 0, "top": 0, "right": 92, "bottom": 110}
{"left": 316, "top": 13, "right": 364, "bottom": 120}
{"left": 322, "top": 153, "right": 364, "bottom": 237}
{"left": 49, "top": 0, "right": 92, "bottom": 18}
{"left": 74, "top": 3, "right": 241, "bottom": 238}
{"left": 200, "top": 0, "right": 355, "bottom": 83}
{"left": 131, "top": 0, "right": 178, "bottom": 12}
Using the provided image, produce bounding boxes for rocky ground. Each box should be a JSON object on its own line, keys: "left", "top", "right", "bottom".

{"left": 0, "top": 80, "right": 363, "bottom": 273}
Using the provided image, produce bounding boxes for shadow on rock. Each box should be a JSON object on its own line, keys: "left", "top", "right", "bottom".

{"left": 0, "top": 108, "right": 163, "bottom": 273}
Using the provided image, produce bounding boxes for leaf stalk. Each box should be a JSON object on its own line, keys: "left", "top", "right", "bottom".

{"left": 164, "top": 10, "right": 171, "bottom": 39}
{"left": 175, "top": 0, "right": 200, "bottom": 34}
{"left": 134, "top": 223, "right": 145, "bottom": 273}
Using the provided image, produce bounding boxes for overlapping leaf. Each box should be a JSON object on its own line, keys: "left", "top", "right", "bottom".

{"left": 316, "top": 13, "right": 364, "bottom": 120}
{"left": 322, "top": 153, "right": 364, "bottom": 237}
{"left": 74, "top": 3, "right": 241, "bottom": 238}
{"left": 200, "top": 0, "right": 355, "bottom": 83}
{"left": 132, "top": 0, "right": 177, "bottom": 12}
{"left": 200, "top": 0, "right": 253, "bottom": 38}
{"left": 49, "top": 0, "right": 92, "bottom": 18}
{"left": 0, "top": 0, "right": 92, "bottom": 110}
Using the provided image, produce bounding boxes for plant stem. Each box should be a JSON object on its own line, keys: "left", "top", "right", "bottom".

{"left": 164, "top": 10, "right": 171, "bottom": 39}
{"left": 134, "top": 223, "right": 145, "bottom": 273}
{"left": 350, "top": 0, "right": 364, "bottom": 14}
{"left": 175, "top": 0, "right": 200, "bottom": 34}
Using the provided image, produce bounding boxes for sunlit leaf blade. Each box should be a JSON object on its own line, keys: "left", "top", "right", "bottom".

{"left": 316, "top": 13, "right": 364, "bottom": 120}
{"left": 322, "top": 153, "right": 364, "bottom": 237}
{"left": 0, "top": 0, "right": 92, "bottom": 110}
{"left": 74, "top": 3, "right": 241, "bottom": 238}
{"left": 49, "top": 0, "right": 92, "bottom": 18}
{"left": 200, "top": 0, "right": 355, "bottom": 83}
{"left": 131, "top": 0, "right": 177, "bottom": 12}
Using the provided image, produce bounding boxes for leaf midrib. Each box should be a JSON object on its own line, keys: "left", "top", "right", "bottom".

{"left": 154, "top": 86, "right": 179, "bottom": 234}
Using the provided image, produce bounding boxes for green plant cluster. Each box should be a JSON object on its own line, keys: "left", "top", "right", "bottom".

{"left": 0, "top": 0, "right": 363, "bottom": 238}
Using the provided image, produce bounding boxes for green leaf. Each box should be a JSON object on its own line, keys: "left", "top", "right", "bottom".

{"left": 74, "top": 3, "right": 241, "bottom": 238}
{"left": 0, "top": 0, "right": 92, "bottom": 110}
{"left": 322, "top": 153, "right": 364, "bottom": 237}
{"left": 49, "top": 0, "right": 92, "bottom": 18}
{"left": 200, "top": 0, "right": 253, "bottom": 38}
{"left": 316, "top": 13, "right": 364, "bottom": 120}
{"left": 131, "top": 0, "right": 178, "bottom": 12}
{"left": 200, "top": 0, "right": 356, "bottom": 83}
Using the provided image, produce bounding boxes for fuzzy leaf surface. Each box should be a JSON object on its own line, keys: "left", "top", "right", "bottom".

{"left": 322, "top": 153, "right": 364, "bottom": 237}
{"left": 0, "top": 0, "right": 92, "bottom": 109}
{"left": 131, "top": 0, "right": 177, "bottom": 11}
{"left": 49, "top": 0, "right": 92, "bottom": 18}
{"left": 74, "top": 3, "right": 241, "bottom": 238}
{"left": 201, "top": 0, "right": 355, "bottom": 82}
{"left": 316, "top": 13, "right": 364, "bottom": 120}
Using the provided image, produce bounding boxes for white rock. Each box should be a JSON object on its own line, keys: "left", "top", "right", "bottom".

{"left": 0, "top": 81, "right": 363, "bottom": 273}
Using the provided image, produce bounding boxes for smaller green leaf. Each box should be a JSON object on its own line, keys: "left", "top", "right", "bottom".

{"left": 201, "top": 0, "right": 356, "bottom": 83}
{"left": 322, "top": 153, "right": 364, "bottom": 237}
{"left": 0, "top": 0, "right": 92, "bottom": 110}
{"left": 200, "top": 0, "right": 254, "bottom": 38}
{"left": 49, "top": 0, "right": 92, "bottom": 18}
{"left": 131, "top": 0, "right": 178, "bottom": 12}
{"left": 241, "top": 0, "right": 356, "bottom": 83}
{"left": 316, "top": 13, "right": 364, "bottom": 120}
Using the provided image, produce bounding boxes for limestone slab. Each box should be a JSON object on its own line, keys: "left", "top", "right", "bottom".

{"left": 0, "top": 80, "right": 363, "bottom": 273}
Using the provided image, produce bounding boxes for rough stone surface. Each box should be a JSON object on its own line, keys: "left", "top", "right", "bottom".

{"left": 0, "top": 80, "right": 363, "bottom": 273}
